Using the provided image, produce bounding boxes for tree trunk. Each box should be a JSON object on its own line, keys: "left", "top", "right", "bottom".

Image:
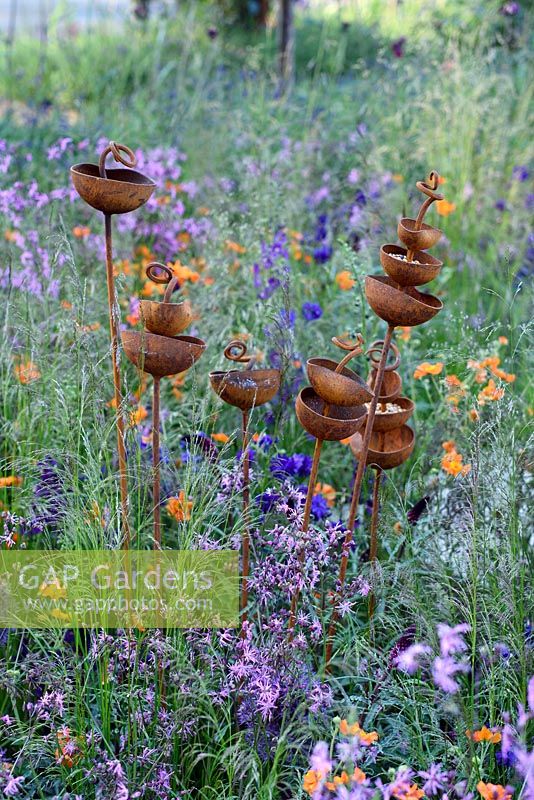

{"left": 278, "top": 0, "right": 294, "bottom": 88}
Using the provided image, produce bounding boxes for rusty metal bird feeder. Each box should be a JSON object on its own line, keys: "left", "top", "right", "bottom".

{"left": 325, "top": 170, "right": 445, "bottom": 666}
{"left": 122, "top": 263, "right": 206, "bottom": 547}
{"left": 70, "top": 142, "right": 156, "bottom": 544}
{"left": 209, "top": 340, "right": 281, "bottom": 621}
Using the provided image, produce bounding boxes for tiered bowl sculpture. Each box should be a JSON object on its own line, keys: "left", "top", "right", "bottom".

{"left": 288, "top": 336, "right": 372, "bottom": 634}
{"left": 210, "top": 341, "right": 281, "bottom": 623}
{"left": 70, "top": 142, "right": 156, "bottom": 544}
{"left": 326, "top": 170, "right": 446, "bottom": 666}
{"left": 122, "top": 263, "right": 206, "bottom": 547}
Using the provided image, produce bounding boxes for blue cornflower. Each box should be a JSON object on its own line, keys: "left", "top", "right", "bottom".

{"left": 310, "top": 493, "right": 331, "bottom": 521}
{"left": 313, "top": 244, "right": 332, "bottom": 264}
{"left": 512, "top": 165, "right": 529, "bottom": 182}
{"left": 255, "top": 490, "right": 280, "bottom": 513}
{"left": 270, "top": 453, "right": 312, "bottom": 479}
{"left": 495, "top": 198, "right": 507, "bottom": 211}
{"left": 302, "top": 302, "right": 322, "bottom": 321}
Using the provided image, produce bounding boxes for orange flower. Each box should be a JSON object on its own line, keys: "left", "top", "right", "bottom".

{"left": 167, "top": 491, "right": 193, "bottom": 522}
{"left": 477, "top": 782, "right": 513, "bottom": 800}
{"left": 445, "top": 374, "right": 463, "bottom": 387}
{"left": 55, "top": 727, "right": 83, "bottom": 768}
{"left": 478, "top": 379, "right": 505, "bottom": 405}
{"left": 326, "top": 771, "right": 351, "bottom": 790}
{"left": 212, "top": 432, "right": 229, "bottom": 443}
{"left": 170, "top": 261, "right": 200, "bottom": 284}
{"left": 392, "top": 174, "right": 404, "bottom": 183}
{"left": 413, "top": 361, "right": 443, "bottom": 379}
{"left": 442, "top": 440, "right": 456, "bottom": 453}
{"left": 335, "top": 270, "right": 355, "bottom": 290}
{"left": 469, "top": 409, "right": 480, "bottom": 422}
{"left": 61, "top": 300, "right": 73, "bottom": 310}
{"left": 436, "top": 199, "right": 456, "bottom": 216}
{"left": 303, "top": 769, "right": 323, "bottom": 795}
{"left": 197, "top": 206, "right": 211, "bottom": 216}
{"left": 466, "top": 726, "right": 502, "bottom": 744}
{"left": 339, "top": 436, "right": 352, "bottom": 445}
{"left": 225, "top": 239, "right": 247, "bottom": 254}
{"left": 339, "top": 719, "right": 378, "bottom": 745}
{"left": 129, "top": 405, "right": 148, "bottom": 426}
{"left": 398, "top": 326, "right": 412, "bottom": 342}
{"left": 72, "top": 225, "right": 91, "bottom": 238}
{"left": 0, "top": 476, "right": 23, "bottom": 488}
{"left": 393, "top": 521, "right": 403, "bottom": 534}
{"left": 352, "top": 767, "right": 367, "bottom": 783}
{"left": 14, "top": 360, "right": 41, "bottom": 384}
{"left": 498, "top": 336, "right": 508, "bottom": 345}
{"left": 441, "top": 446, "right": 471, "bottom": 477}
{"left": 438, "top": 175, "right": 447, "bottom": 185}
{"left": 314, "top": 482, "right": 336, "bottom": 507}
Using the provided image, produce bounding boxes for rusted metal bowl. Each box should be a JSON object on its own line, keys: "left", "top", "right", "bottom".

{"left": 295, "top": 387, "right": 366, "bottom": 442}
{"left": 370, "top": 396, "right": 414, "bottom": 432}
{"left": 122, "top": 331, "right": 205, "bottom": 378}
{"left": 70, "top": 164, "right": 156, "bottom": 215}
{"left": 349, "top": 425, "right": 415, "bottom": 470}
{"left": 368, "top": 370, "right": 402, "bottom": 402}
{"left": 380, "top": 244, "right": 442, "bottom": 287}
{"left": 365, "top": 275, "right": 443, "bottom": 327}
{"left": 140, "top": 298, "right": 192, "bottom": 337}
{"left": 397, "top": 218, "right": 442, "bottom": 251}
{"left": 209, "top": 368, "right": 280, "bottom": 411}
{"left": 307, "top": 358, "right": 374, "bottom": 407}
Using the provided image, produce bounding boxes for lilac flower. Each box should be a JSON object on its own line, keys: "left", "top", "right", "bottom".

{"left": 418, "top": 763, "right": 448, "bottom": 796}
{"left": 395, "top": 643, "right": 431, "bottom": 674}
{"left": 432, "top": 656, "right": 469, "bottom": 693}
{"left": 302, "top": 302, "right": 323, "bottom": 321}
{"left": 499, "top": 2, "right": 520, "bottom": 15}
{"left": 310, "top": 740, "right": 332, "bottom": 774}
{"left": 348, "top": 168, "right": 360, "bottom": 185}
{"left": 2, "top": 775, "right": 25, "bottom": 796}
{"left": 437, "top": 622, "right": 470, "bottom": 656}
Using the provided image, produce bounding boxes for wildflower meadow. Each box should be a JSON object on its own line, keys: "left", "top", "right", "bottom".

{"left": 0, "top": 0, "right": 532, "bottom": 798}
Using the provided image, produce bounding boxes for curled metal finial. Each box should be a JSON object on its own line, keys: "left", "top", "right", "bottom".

{"left": 224, "top": 339, "right": 257, "bottom": 370}
{"left": 366, "top": 339, "right": 400, "bottom": 372}
{"left": 99, "top": 141, "right": 137, "bottom": 179}
{"left": 145, "top": 262, "right": 179, "bottom": 303}
{"left": 332, "top": 333, "right": 365, "bottom": 373}
{"left": 413, "top": 170, "right": 444, "bottom": 232}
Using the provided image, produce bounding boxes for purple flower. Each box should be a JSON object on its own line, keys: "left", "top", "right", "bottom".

{"left": 432, "top": 656, "right": 469, "bottom": 693}
{"left": 525, "top": 194, "right": 534, "bottom": 211}
{"left": 255, "top": 490, "right": 281, "bottom": 513}
{"left": 418, "top": 764, "right": 448, "bottom": 796}
{"left": 499, "top": 1, "right": 520, "bottom": 15}
{"left": 391, "top": 37, "right": 406, "bottom": 57}
{"left": 270, "top": 453, "right": 312, "bottom": 479}
{"left": 395, "top": 643, "right": 431, "bottom": 675}
{"left": 311, "top": 493, "right": 331, "bottom": 521}
{"left": 437, "top": 622, "right": 470, "bottom": 656}
{"left": 512, "top": 165, "right": 529, "bottom": 182}
{"left": 313, "top": 243, "right": 333, "bottom": 264}
{"left": 302, "top": 302, "right": 323, "bottom": 321}
{"left": 207, "top": 25, "right": 218, "bottom": 38}
{"left": 310, "top": 740, "right": 332, "bottom": 774}
{"left": 495, "top": 198, "right": 507, "bottom": 211}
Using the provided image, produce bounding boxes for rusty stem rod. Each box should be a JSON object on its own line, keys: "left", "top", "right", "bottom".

{"left": 288, "top": 338, "right": 363, "bottom": 637}
{"left": 367, "top": 468, "right": 382, "bottom": 624}
{"left": 325, "top": 323, "right": 394, "bottom": 668}
{"left": 152, "top": 377, "right": 161, "bottom": 549}
{"left": 241, "top": 409, "right": 250, "bottom": 622}
{"left": 104, "top": 213, "right": 131, "bottom": 546}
